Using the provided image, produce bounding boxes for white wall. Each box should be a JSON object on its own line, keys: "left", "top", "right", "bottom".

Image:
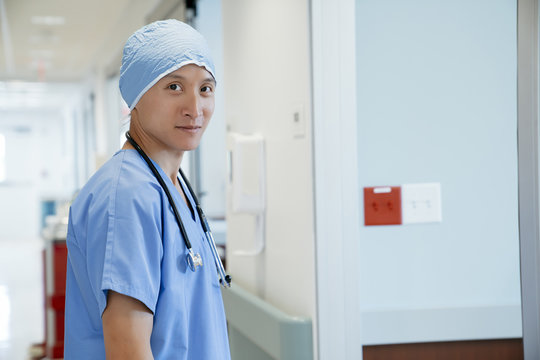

{"left": 0, "top": 103, "right": 80, "bottom": 241}
{"left": 222, "top": 0, "right": 316, "bottom": 327}
{"left": 356, "top": 0, "right": 521, "bottom": 344}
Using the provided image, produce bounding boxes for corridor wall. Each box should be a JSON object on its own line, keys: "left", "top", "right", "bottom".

{"left": 222, "top": 0, "right": 317, "bottom": 353}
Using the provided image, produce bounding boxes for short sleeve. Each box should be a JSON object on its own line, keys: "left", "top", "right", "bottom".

{"left": 97, "top": 165, "right": 164, "bottom": 315}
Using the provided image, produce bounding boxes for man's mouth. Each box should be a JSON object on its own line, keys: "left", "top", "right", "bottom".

{"left": 176, "top": 125, "right": 202, "bottom": 133}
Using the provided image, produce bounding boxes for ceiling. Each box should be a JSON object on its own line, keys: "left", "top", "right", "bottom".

{"left": 0, "top": 0, "right": 140, "bottom": 82}
{"left": 0, "top": 0, "right": 189, "bottom": 113}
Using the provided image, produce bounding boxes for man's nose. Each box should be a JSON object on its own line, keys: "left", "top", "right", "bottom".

{"left": 182, "top": 91, "right": 203, "bottom": 119}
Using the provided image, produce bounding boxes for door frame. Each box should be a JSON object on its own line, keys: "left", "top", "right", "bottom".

{"left": 518, "top": 0, "right": 540, "bottom": 358}
{"left": 312, "top": 0, "right": 537, "bottom": 358}
{"left": 311, "top": 0, "right": 363, "bottom": 358}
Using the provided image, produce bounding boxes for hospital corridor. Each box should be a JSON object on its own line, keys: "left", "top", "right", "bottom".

{"left": 0, "top": 0, "right": 539, "bottom": 359}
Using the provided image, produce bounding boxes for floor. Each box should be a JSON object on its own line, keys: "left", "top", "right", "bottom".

{"left": 363, "top": 339, "right": 524, "bottom": 360}
{"left": 0, "top": 239, "right": 44, "bottom": 360}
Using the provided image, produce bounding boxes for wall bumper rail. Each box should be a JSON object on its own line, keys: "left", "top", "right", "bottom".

{"left": 222, "top": 285, "right": 313, "bottom": 360}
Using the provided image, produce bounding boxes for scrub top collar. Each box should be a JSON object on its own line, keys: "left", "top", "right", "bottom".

{"left": 126, "top": 148, "right": 200, "bottom": 224}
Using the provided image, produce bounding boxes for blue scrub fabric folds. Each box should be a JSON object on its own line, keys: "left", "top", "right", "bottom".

{"left": 64, "top": 150, "right": 230, "bottom": 359}
{"left": 119, "top": 19, "right": 215, "bottom": 110}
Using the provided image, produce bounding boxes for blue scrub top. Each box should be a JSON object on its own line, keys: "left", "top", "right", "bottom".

{"left": 64, "top": 149, "right": 230, "bottom": 360}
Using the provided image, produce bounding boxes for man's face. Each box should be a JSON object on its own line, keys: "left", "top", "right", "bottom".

{"left": 133, "top": 64, "right": 216, "bottom": 153}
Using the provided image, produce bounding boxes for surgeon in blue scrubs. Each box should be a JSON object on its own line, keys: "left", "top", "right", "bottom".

{"left": 64, "top": 20, "right": 230, "bottom": 359}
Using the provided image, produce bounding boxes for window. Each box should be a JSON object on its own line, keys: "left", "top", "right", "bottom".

{"left": 0, "top": 134, "right": 5, "bottom": 182}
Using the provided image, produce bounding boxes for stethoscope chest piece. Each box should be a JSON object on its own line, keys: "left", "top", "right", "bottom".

{"left": 187, "top": 249, "right": 203, "bottom": 272}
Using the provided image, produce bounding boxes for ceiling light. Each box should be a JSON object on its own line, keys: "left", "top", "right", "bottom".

{"left": 31, "top": 16, "right": 65, "bottom": 26}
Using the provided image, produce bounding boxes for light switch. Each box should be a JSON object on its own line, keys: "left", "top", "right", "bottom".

{"left": 292, "top": 104, "right": 305, "bottom": 138}
{"left": 401, "top": 183, "right": 442, "bottom": 224}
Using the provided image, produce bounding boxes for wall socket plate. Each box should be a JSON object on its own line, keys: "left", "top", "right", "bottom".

{"left": 364, "top": 186, "right": 402, "bottom": 226}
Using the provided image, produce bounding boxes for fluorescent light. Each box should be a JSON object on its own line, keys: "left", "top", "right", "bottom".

{"left": 31, "top": 16, "right": 65, "bottom": 26}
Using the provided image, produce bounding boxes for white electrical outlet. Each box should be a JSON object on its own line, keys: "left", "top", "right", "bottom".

{"left": 401, "top": 183, "right": 442, "bottom": 224}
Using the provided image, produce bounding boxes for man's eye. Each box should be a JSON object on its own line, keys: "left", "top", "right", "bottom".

{"left": 201, "top": 86, "right": 213, "bottom": 93}
{"left": 169, "top": 84, "right": 181, "bottom": 91}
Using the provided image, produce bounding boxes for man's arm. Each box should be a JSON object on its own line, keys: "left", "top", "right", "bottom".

{"left": 102, "top": 290, "right": 154, "bottom": 360}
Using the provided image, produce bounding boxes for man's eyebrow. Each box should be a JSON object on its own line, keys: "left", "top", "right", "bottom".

{"left": 164, "top": 74, "right": 185, "bottom": 80}
{"left": 163, "top": 74, "right": 216, "bottom": 84}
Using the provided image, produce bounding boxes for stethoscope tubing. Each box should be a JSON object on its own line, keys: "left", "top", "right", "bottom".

{"left": 204, "top": 230, "right": 231, "bottom": 287}
{"left": 125, "top": 132, "right": 192, "bottom": 249}
{"left": 125, "top": 132, "right": 231, "bottom": 287}
{"left": 181, "top": 173, "right": 231, "bottom": 287}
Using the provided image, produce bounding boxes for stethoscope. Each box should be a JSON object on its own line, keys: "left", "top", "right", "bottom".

{"left": 125, "top": 132, "right": 231, "bottom": 288}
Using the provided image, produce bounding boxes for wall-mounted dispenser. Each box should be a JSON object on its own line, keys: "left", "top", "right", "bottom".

{"left": 227, "top": 132, "right": 266, "bottom": 255}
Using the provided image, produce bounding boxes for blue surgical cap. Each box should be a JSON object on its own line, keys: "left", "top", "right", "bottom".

{"left": 119, "top": 19, "right": 215, "bottom": 110}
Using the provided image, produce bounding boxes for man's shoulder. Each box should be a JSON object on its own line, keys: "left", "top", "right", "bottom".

{"left": 72, "top": 150, "right": 161, "bottom": 213}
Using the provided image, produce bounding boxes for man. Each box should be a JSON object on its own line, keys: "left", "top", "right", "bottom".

{"left": 64, "top": 20, "right": 230, "bottom": 359}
